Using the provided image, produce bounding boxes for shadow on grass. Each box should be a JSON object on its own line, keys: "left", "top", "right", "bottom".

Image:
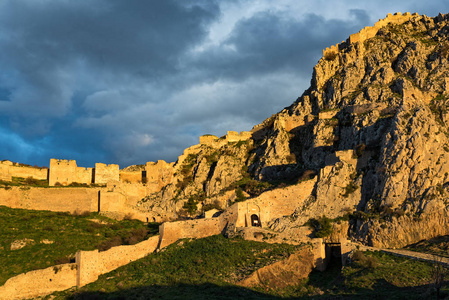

{"left": 67, "top": 282, "right": 281, "bottom": 300}
{"left": 65, "top": 279, "right": 447, "bottom": 300}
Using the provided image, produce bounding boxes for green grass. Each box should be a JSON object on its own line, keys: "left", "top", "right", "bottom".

{"left": 344, "top": 251, "right": 432, "bottom": 288}
{"left": 0, "top": 177, "right": 105, "bottom": 188}
{"left": 0, "top": 176, "right": 49, "bottom": 188}
{"left": 0, "top": 206, "right": 155, "bottom": 285}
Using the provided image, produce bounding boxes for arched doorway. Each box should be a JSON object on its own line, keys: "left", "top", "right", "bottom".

{"left": 251, "top": 214, "right": 261, "bottom": 227}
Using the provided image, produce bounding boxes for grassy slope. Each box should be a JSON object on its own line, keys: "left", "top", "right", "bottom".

{"left": 51, "top": 235, "right": 303, "bottom": 299}
{"left": 49, "top": 236, "right": 449, "bottom": 300}
{"left": 0, "top": 206, "right": 156, "bottom": 285}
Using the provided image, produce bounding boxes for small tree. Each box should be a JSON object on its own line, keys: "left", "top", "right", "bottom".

{"left": 183, "top": 197, "right": 198, "bottom": 215}
{"left": 235, "top": 187, "right": 246, "bottom": 202}
{"left": 308, "top": 215, "right": 333, "bottom": 238}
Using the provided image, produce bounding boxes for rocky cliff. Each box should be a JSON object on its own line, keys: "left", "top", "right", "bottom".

{"left": 140, "top": 12, "right": 449, "bottom": 248}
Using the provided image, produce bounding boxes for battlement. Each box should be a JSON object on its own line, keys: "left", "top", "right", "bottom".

{"left": 48, "top": 159, "right": 119, "bottom": 186}
{"left": 199, "top": 131, "right": 253, "bottom": 146}
{"left": 323, "top": 12, "right": 420, "bottom": 57}
{"left": 226, "top": 131, "right": 253, "bottom": 142}
{"left": 199, "top": 134, "right": 219, "bottom": 145}
{"left": 50, "top": 158, "right": 77, "bottom": 167}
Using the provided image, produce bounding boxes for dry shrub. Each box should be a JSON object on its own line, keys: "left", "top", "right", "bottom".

{"left": 124, "top": 228, "right": 149, "bottom": 245}
{"left": 54, "top": 256, "right": 74, "bottom": 265}
{"left": 298, "top": 170, "right": 317, "bottom": 182}
{"left": 352, "top": 250, "right": 379, "bottom": 268}
{"left": 72, "top": 209, "right": 90, "bottom": 217}
{"left": 97, "top": 236, "right": 123, "bottom": 251}
{"left": 123, "top": 213, "right": 134, "bottom": 220}
{"left": 286, "top": 153, "right": 296, "bottom": 164}
{"left": 324, "top": 51, "right": 338, "bottom": 61}
{"left": 202, "top": 200, "right": 222, "bottom": 211}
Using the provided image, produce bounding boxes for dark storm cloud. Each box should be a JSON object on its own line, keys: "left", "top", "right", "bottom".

{"left": 0, "top": 0, "right": 220, "bottom": 121}
{"left": 169, "top": 10, "right": 371, "bottom": 138}
{"left": 189, "top": 9, "right": 370, "bottom": 82}
{"left": 0, "top": 0, "right": 221, "bottom": 166}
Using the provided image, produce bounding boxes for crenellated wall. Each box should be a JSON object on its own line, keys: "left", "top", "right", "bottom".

{"left": 323, "top": 12, "right": 420, "bottom": 57}
{"left": 199, "top": 131, "right": 253, "bottom": 147}
{"left": 48, "top": 159, "right": 119, "bottom": 186}
{"left": 199, "top": 134, "right": 219, "bottom": 144}
{"left": 48, "top": 159, "right": 92, "bottom": 186}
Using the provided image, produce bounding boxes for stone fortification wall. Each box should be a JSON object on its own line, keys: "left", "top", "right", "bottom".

{"left": 225, "top": 131, "right": 253, "bottom": 142}
{"left": 0, "top": 187, "right": 99, "bottom": 213}
{"left": 76, "top": 235, "right": 160, "bottom": 287}
{"left": 0, "top": 161, "right": 11, "bottom": 181}
{"left": 76, "top": 167, "right": 93, "bottom": 184}
{"left": 119, "top": 170, "right": 143, "bottom": 183}
{"left": 158, "top": 205, "right": 239, "bottom": 249}
{"left": 199, "top": 131, "right": 253, "bottom": 147}
{"left": 48, "top": 159, "right": 81, "bottom": 186}
{"left": 158, "top": 218, "right": 225, "bottom": 249}
{"left": 199, "top": 134, "right": 219, "bottom": 144}
{"left": 0, "top": 236, "right": 160, "bottom": 299}
{"left": 111, "top": 182, "right": 147, "bottom": 207}
{"left": 48, "top": 159, "right": 121, "bottom": 186}
{"left": 0, "top": 160, "right": 48, "bottom": 182}
{"left": 99, "top": 190, "right": 126, "bottom": 213}
{"left": 234, "top": 178, "right": 317, "bottom": 228}
{"left": 94, "top": 163, "right": 119, "bottom": 184}
{"left": 0, "top": 263, "right": 77, "bottom": 300}
{"left": 145, "top": 160, "right": 174, "bottom": 193}
{"left": 0, "top": 183, "right": 153, "bottom": 222}
{"left": 323, "top": 12, "right": 420, "bottom": 57}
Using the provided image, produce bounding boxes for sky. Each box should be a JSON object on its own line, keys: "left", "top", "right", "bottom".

{"left": 0, "top": 0, "right": 447, "bottom": 168}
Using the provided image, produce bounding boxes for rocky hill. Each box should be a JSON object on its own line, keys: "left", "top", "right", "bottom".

{"left": 136, "top": 12, "right": 449, "bottom": 249}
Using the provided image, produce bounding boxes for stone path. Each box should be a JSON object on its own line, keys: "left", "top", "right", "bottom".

{"left": 352, "top": 243, "right": 449, "bottom": 265}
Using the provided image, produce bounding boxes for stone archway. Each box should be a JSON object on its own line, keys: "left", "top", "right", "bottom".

{"left": 324, "top": 242, "right": 342, "bottom": 268}
{"left": 251, "top": 214, "right": 261, "bottom": 227}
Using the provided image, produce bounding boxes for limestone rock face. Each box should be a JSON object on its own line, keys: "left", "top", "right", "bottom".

{"left": 137, "top": 140, "right": 252, "bottom": 220}
{"left": 139, "top": 13, "right": 449, "bottom": 248}
{"left": 247, "top": 13, "right": 449, "bottom": 248}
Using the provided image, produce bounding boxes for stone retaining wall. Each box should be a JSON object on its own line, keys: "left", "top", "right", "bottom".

{"left": 76, "top": 235, "right": 160, "bottom": 287}
{"left": 0, "top": 263, "right": 77, "bottom": 300}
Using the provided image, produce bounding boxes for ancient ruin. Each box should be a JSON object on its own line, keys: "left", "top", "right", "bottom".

{"left": 3, "top": 11, "right": 449, "bottom": 298}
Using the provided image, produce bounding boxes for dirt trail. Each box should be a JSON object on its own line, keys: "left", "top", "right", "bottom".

{"left": 353, "top": 243, "right": 449, "bottom": 265}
